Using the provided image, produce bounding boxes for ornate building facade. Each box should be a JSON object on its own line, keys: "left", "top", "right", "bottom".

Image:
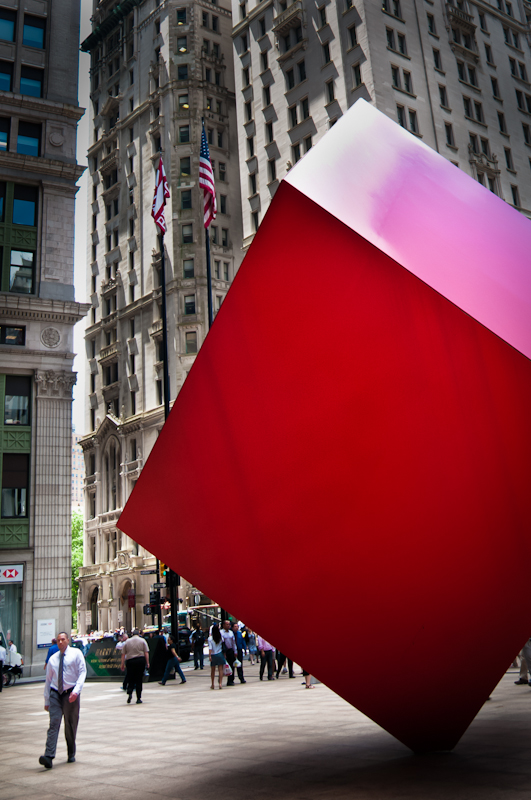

{"left": 77, "top": 0, "right": 242, "bottom": 633}
{"left": 231, "top": 0, "right": 531, "bottom": 246}
{"left": 0, "top": 0, "right": 88, "bottom": 673}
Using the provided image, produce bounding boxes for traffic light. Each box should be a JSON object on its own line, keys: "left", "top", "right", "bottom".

{"left": 160, "top": 562, "right": 168, "bottom": 580}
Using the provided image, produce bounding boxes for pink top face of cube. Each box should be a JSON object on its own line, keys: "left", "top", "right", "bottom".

{"left": 285, "top": 99, "right": 531, "bottom": 362}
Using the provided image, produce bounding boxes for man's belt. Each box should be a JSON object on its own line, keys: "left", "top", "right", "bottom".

{"left": 51, "top": 687, "right": 74, "bottom": 695}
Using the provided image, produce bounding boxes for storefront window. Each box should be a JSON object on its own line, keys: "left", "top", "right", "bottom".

{"left": 0, "top": 581, "right": 23, "bottom": 656}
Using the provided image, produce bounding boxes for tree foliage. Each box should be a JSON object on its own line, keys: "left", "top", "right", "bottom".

{"left": 72, "top": 510, "right": 84, "bottom": 628}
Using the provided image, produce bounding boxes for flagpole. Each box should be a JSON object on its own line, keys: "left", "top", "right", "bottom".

{"left": 205, "top": 227, "right": 213, "bottom": 329}
{"left": 153, "top": 159, "right": 181, "bottom": 651}
{"left": 159, "top": 232, "right": 171, "bottom": 422}
{"left": 158, "top": 230, "right": 178, "bottom": 638}
{"left": 200, "top": 119, "right": 223, "bottom": 620}
{"left": 201, "top": 117, "right": 214, "bottom": 330}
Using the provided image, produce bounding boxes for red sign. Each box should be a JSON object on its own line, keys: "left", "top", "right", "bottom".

{"left": 0, "top": 564, "right": 24, "bottom": 583}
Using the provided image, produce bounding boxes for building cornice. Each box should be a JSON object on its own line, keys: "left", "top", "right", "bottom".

{"left": 0, "top": 152, "right": 86, "bottom": 183}
{"left": 197, "top": 0, "right": 233, "bottom": 20}
{"left": 81, "top": 0, "right": 143, "bottom": 52}
{"left": 471, "top": 0, "right": 530, "bottom": 32}
{"left": 232, "top": 0, "right": 274, "bottom": 38}
{"left": 0, "top": 346, "right": 76, "bottom": 359}
{"left": 0, "top": 92, "right": 85, "bottom": 121}
{"left": 0, "top": 295, "right": 90, "bottom": 325}
{"left": 79, "top": 404, "right": 170, "bottom": 448}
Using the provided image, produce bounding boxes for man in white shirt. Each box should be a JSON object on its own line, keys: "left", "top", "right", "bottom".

{"left": 257, "top": 635, "right": 275, "bottom": 681}
{"left": 115, "top": 633, "right": 128, "bottom": 692}
{"left": 0, "top": 640, "right": 6, "bottom": 693}
{"left": 8, "top": 639, "right": 16, "bottom": 653}
{"left": 39, "top": 631, "right": 86, "bottom": 769}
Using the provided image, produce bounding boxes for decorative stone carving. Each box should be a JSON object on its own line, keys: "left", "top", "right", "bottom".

{"left": 35, "top": 369, "right": 77, "bottom": 399}
{"left": 41, "top": 327, "right": 61, "bottom": 348}
{"left": 49, "top": 131, "right": 65, "bottom": 147}
{"left": 117, "top": 551, "right": 131, "bottom": 570}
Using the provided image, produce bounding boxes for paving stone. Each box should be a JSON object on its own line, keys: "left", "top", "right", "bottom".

{"left": 2, "top": 665, "right": 531, "bottom": 799}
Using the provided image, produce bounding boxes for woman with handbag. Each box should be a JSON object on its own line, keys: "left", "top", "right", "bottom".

{"left": 208, "top": 624, "right": 226, "bottom": 690}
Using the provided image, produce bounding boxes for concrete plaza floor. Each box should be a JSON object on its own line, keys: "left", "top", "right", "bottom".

{"left": 1, "top": 661, "right": 530, "bottom": 800}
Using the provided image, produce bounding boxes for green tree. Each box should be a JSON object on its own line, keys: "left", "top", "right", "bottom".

{"left": 71, "top": 510, "right": 84, "bottom": 630}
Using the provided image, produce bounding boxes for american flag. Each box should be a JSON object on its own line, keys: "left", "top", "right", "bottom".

{"left": 199, "top": 121, "right": 217, "bottom": 229}
{"left": 151, "top": 157, "right": 170, "bottom": 234}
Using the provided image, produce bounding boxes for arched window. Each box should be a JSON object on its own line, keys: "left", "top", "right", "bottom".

{"left": 120, "top": 580, "right": 134, "bottom": 632}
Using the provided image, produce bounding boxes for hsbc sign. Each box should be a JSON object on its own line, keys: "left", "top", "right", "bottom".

{"left": 0, "top": 564, "right": 24, "bottom": 583}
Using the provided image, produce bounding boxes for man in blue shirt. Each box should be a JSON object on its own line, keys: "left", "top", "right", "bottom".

{"left": 44, "top": 638, "right": 59, "bottom": 670}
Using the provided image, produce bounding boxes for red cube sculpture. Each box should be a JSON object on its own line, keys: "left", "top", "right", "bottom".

{"left": 119, "top": 100, "right": 531, "bottom": 752}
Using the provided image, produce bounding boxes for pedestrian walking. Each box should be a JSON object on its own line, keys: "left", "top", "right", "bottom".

{"left": 220, "top": 619, "right": 238, "bottom": 686}
{"left": 239, "top": 624, "right": 249, "bottom": 660}
{"left": 121, "top": 628, "right": 149, "bottom": 704}
{"left": 246, "top": 630, "right": 257, "bottom": 665}
{"left": 159, "top": 634, "right": 187, "bottom": 685}
{"left": 208, "top": 624, "right": 226, "bottom": 690}
{"left": 39, "top": 632, "right": 86, "bottom": 769}
{"left": 257, "top": 635, "right": 275, "bottom": 681}
{"left": 302, "top": 669, "right": 313, "bottom": 688}
{"left": 231, "top": 622, "right": 246, "bottom": 683}
{"left": 0, "top": 640, "right": 5, "bottom": 691}
{"left": 191, "top": 622, "right": 205, "bottom": 670}
{"left": 514, "top": 637, "right": 531, "bottom": 685}
{"left": 275, "top": 651, "right": 294, "bottom": 679}
{"left": 115, "top": 633, "right": 128, "bottom": 691}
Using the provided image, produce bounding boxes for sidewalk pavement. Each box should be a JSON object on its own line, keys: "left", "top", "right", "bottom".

{"left": 1, "top": 662, "right": 530, "bottom": 800}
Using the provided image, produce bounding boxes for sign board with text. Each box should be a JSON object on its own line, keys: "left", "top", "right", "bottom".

{"left": 37, "top": 619, "right": 55, "bottom": 649}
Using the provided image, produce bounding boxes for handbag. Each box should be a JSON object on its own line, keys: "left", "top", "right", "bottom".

{"left": 233, "top": 659, "right": 241, "bottom": 668}
{"left": 223, "top": 663, "right": 233, "bottom": 676}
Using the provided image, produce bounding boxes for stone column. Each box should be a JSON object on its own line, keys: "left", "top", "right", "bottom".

{"left": 32, "top": 370, "right": 76, "bottom": 635}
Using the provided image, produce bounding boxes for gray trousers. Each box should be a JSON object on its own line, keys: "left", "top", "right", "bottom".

{"left": 518, "top": 639, "right": 531, "bottom": 680}
{"left": 45, "top": 689, "right": 80, "bottom": 759}
{"left": 519, "top": 639, "right": 531, "bottom": 681}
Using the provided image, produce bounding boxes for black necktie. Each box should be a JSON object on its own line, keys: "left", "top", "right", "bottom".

{"left": 58, "top": 652, "right": 64, "bottom": 694}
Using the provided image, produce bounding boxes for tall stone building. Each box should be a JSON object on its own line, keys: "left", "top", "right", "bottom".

{"left": 77, "top": 0, "right": 242, "bottom": 633}
{"left": 231, "top": 0, "right": 531, "bottom": 246}
{"left": 0, "top": 1, "right": 88, "bottom": 672}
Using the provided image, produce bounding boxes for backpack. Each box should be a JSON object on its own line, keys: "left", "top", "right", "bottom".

{"left": 193, "top": 630, "right": 205, "bottom": 646}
